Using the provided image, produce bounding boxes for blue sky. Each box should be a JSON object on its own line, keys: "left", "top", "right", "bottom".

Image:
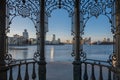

{"left": 83, "top": 15, "right": 113, "bottom": 42}
{"left": 8, "top": 9, "right": 113, "bottom": 42}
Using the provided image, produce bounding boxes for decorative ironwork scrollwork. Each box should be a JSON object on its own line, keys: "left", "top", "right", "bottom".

{"left": 108, "top": 53, "right": 117, "bottom": 66}
{"left": 6, "top": 0, "right": 40, "bottom": 33}
{"left": 4, "top": 54, "right": 13, "bottom": 64}
{"left": 71, "top": 48, "right": 86, "bottom": 61}
{"left": 0, "top": 54, "right": 16, "bottom": 65}
{"left": 33, "top": 51, "right": 40, "bottom": 62}
{"left": 45, "top": 0, "right": 74, "bottom": 17}
{"left": 71, "top": 51, "right": 75, "bottom": 57}
{"left": 80, "top": 51, "right": 87, "bottom": 61}
{"left": 80, "top": 0, "right": 116, "bottom": 33}
{"left": 18, "top": 5, "right": 31, "bottom": 18}
{"left": 89, "top": 4, "right": 102, "bottom": 18}
{"left": 71, "top": 51, "right": 86, "bottom": 61}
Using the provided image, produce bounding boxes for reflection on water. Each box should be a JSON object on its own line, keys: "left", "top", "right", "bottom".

{"left": 23, "top": 50, "right": 28, "bottom": 59}
{"left": 50, "top": 46, "right": 54, "bottom": 61}
{"left": 9, "top": 49, "right": 28, "bottom": 59}
{"left": 8, "top": 45, "right": 113, "bottom": 62}
{"left": 10, "top": 50, "right": 16, "bottom": 59}
{"left": 8, "top": 46, "right": 35, "bottom": 59}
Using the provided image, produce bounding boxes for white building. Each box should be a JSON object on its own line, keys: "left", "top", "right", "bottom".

{"left": 13, "top": 34, "right": 20, "bottom": 45}
{"left": 51, "top": 34, "right": 61, "bottom": 44}
{"left": 8, "top": 29, "right": 30, "bottom": 45}
{"left": 30, "top": 38, "right": 37, "bottom": 44}
{"left": 52, "top": 34, "right": 56, "bottom": 42}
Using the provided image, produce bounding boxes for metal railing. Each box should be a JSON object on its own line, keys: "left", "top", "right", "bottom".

{"left": 7, "top": 58, "right": 38, "bottom": 80}
{"left": 2, "top": 58, "right": 116, "bottom": 80}
{"left": 81, "top": 59, "right": 114, "bottom": 80}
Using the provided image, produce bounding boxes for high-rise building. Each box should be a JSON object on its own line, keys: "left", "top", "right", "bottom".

{"left": 107, "top": 38, "right": 110, "bottom": 42}
{"left": 23, "top": 29, "right": 29, "bottom": 40}
{"left": 52, "top": 34, "right": 55, "bottom": 42}
{"left": 103, "top": 38, "right": 106, "bottom": 42}
{"left": 51, "top": 34, "right": 61, "bottom": 44}
{"left": 58, "top": 38, "right": 61, "bottom": 43}
{"left": 88, "top": 37, "right": 91, "bottom": 43}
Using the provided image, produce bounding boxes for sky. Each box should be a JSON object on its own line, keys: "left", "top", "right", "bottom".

{"left": 7, "top": 9, "right": 113, "bottom": 43}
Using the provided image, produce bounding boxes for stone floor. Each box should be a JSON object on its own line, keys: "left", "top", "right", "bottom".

{"left": 47, "top": 62, "right": 73, "bottom": 80}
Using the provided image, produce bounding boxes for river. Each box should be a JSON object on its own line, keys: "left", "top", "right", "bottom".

{"left": 8, "top": 45, "right": 113, "bottom": 62}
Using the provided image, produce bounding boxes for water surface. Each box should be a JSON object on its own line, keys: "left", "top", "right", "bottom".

{"left": 8, "top": 45, "right": 113, "bottom": 62}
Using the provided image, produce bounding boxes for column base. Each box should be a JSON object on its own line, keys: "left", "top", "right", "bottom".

{"left": 38, "top": 60, "right": 46, "bottom": 80}
{"left": 73, "top": 61, "right": 82, "bottom": 80}
{"left": 0, "top": 66, "right": 8, "bottom": 80}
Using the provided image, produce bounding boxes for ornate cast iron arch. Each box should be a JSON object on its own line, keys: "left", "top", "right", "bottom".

{"left": 80, "top": 0, "right": 116, "bottom": 34}
{"left": 45, "top": 0, "right": 75, "bottom": 17}
{"left": 82, "top": 14, "right": 114, "bottom": 33}
{"left": 6, "top": 0, "right": 40, "bottom": 33}
{"left": 71, "top": 0, "right": 117, "bottom": 61}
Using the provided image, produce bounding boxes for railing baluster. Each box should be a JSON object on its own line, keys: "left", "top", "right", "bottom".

{"left": 24, "top": 63, "right": 29, "bottom": 80}
{"left": 108, "top": 68, "right": 112, "bottom": 80}
{"left": 80, "top": 62, "right": 82, "bottom": 80}
{"left": 17, "top": 64, "right": 22, "bottom": 80}
{"left": 99, "top": 65, "right": 103, "bottom": 80}
{"left": 9, "top": 67, "right": 13, "bottom": 80}
{"left": 90, "top": 64, "right": 96, "bottom": 80}
{"left": 84, "top": 63, "right": 88, "bottom": 80}
{"left": 32, "top": 63, "right": 36, "bottom": 80}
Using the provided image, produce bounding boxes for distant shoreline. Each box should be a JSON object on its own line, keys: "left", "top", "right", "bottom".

{"left": 8, "top": 44, "right": 66, "bottom": 46}
{"left": 46, "top": 43, "right": 65, "bottom": 45}
{"left": 8, "top": 44, "right": 113, "bottom": 47}
{"left": 91, "top": 42, "right": 114, "bottom": 45}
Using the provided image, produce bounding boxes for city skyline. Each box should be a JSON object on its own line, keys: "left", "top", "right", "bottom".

{"left": 8, "top": 30, "right": 112, "bottom": 44}
{"left": 7, "top": 9, "right": 113, "bottom": 42}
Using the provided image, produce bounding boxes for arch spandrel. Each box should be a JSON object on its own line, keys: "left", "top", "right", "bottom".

{"left": 45, "top": 0, "right": 75, "bottom": 17}
{"left": 6, "top": 0, "right": 40, "bottom": 33}
{"left": 5, "top": 0, "right": 117, "bottom": 38}
{"left": 80, "top": 0, "right": 116, "bottom": 34}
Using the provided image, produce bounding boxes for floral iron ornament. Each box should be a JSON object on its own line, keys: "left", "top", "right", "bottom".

{"left": 6, "top": 0, "right": 40, "bottom": 33}
{"left": 80, "top": 0, "right": 116, "bottom": 34}
{"left": 45, "top": 0, "right": 75, "bottom": 17}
